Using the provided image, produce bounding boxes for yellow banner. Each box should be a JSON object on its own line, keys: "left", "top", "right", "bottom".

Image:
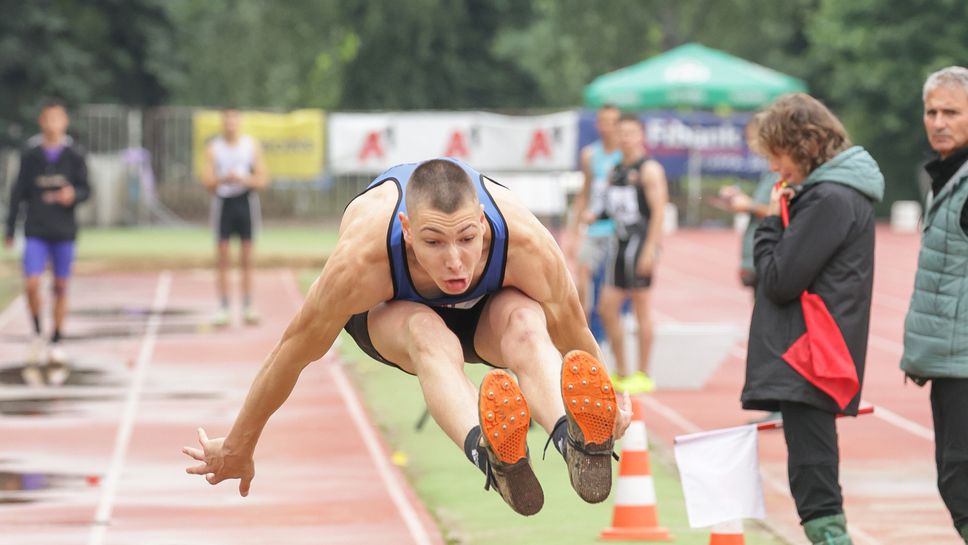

{"left": 192, "top": 109, "right": 325, "bottom": 180}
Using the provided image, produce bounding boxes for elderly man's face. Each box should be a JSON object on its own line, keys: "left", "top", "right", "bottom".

{"left": 924, "top": 84, "right": 968, "bottom": 159}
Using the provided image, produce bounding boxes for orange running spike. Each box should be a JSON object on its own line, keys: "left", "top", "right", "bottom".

{"left": 561, "top": 350, "right": 616, "bottom": 445}
{"left": 478, "top": 370, "right": 530, "bottom": 464}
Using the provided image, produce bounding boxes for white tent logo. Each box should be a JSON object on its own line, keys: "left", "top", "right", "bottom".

{"left": 664, "top": 61, "right": 711, "bottom": 83}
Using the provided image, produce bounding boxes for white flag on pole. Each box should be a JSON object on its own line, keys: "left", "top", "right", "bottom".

{"left": 673, "top": 424, "right": 766, "bottom": 528}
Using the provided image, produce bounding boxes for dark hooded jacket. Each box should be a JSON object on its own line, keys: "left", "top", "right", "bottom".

{"left": 5, "top": 139, "right": 89, "bottom": 241}
{"left": 741, "top": 146, "right": 884, "bottom": 415}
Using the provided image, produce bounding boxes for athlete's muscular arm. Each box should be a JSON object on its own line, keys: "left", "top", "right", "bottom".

{"left": 539, "top": 244, "right": 602, "bottom": 360}
{"left": 636, "top": 160, "right": 669, "bottom": 276}
{"left": 200, "top": 143, "right": 218, "bottom": 193}
{"left": 508, "top": 227, "right": 632, "bottom": 439}
{"left": 503, "top": 206, "right": 603, "bottom": 361}
{"left": 184, "top": 193, "right": 392, "bottom": 496}
{"left": 566, "top": 146, "right": 596, "bottom": 249}
{"left": 244, "top": 141, "right": 269, "bottom": 191}
{"left": 4, "top": 153, "right": 28, "bottom": 245}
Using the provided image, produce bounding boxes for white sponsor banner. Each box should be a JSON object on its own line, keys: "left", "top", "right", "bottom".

{"left": 328, "top": 111, "right": 578, "bottom": 174}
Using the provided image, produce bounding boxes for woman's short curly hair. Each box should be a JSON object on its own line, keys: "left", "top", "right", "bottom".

{"left": 758, "top": 93, "right": 852, "bottom": 176}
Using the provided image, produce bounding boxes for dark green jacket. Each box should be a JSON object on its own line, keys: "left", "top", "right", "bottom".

{"left": 901, "top": 159, "right": 968, "bottom": 379}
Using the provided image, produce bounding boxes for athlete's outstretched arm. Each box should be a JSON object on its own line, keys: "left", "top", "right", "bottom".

{"left": 183, "top": 236, "right": 385, "bottom": 496}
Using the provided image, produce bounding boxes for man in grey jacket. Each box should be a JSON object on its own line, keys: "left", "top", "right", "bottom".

{"left": 901, "top": 66, "right": 968, "bottom": 544}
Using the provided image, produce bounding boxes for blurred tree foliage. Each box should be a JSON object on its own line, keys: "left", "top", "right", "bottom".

{"left": 0, "top": 0, "right": 175, "bottom": 145}
{"left": 2, "top": 0, "right": 967, "bottom": 204}
{"left": 805, "top": 0, "right": 968, "bottom": 203}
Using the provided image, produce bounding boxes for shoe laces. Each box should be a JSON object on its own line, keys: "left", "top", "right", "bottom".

{"left": 482, "top": 456, "right": 497, "bottom": 491}
{"left": 541, "top": 419, "right": 619, "bottom": 462}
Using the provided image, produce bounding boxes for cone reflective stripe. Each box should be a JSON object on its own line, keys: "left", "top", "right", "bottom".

{"left": 709, "top": 520, "right": 744, "bottom": 545}
{"left": 601, "top": 397, "right": 672, "bottom": 541}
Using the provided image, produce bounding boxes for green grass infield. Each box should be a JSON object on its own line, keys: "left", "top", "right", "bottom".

{"left": 337, "top": 336, "right": 786, "bottom": 545}
{"left": 0, "top": 225, "right": 338, "bottom": 274}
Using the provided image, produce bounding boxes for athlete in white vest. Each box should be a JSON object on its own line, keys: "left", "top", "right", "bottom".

{"left": 201, "top": 108, "right": 268, "bottom": 326}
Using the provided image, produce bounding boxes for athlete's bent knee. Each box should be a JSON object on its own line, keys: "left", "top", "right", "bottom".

{"left": 52, "top": 281, "right": 67, "bottom": 297}
{"left": 505, "top": 306, "right": 547, "bottom": 343}
{"left": 406, "top": 314, "right": 462, "bottom": 368}
{"left": 25, "top": 277, "right": 41, "bottom": 292}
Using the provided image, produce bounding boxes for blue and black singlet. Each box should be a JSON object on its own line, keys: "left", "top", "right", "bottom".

{"left": 360, "top": 157, "right": 510, "bottom": 307}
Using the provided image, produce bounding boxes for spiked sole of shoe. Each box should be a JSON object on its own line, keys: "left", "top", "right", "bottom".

{"left": 561, "top": 350, "right": 617, "bottom": 445}
{"left": 479, "top": 370, "right": 531, "bottom": 464}
{"left": 561, "top": 350, "right": 617, "bottom": 503}
{"left": 478, "top": 370, "right": 543, "bottom": 516}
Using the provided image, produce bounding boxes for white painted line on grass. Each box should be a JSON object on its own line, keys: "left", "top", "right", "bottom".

{"left": 283, "top": 269, "right": 433, "bottom": 545}
{"left": 88, "top": 270, "right": 171, "bottom": 545}
{"left": 331, "top": 365, "right": 434, "bottom": 545}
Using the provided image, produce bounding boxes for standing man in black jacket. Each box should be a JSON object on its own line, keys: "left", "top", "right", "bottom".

{"left": 4, "top": 100, "right": 90, "bottom": 375}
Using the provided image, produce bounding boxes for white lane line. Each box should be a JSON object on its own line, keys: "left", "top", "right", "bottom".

{"left": 639, "top": 394, "right": 885, "bottom": 545}
{"left": 331, "top": 365, "right": 434, "bottom": 545}
{"left": 870, "top": 404, "right": 934, "bottom": 441}
{"left": 0, "top": 294, "right": 25, "bottom": 331}
{"left": 88, "top": 270, "right": 171, "bottom": 545}
{"left": 283, "top": 270, "right": 433, "bottom": 545}
{"left": 639, "top": 395, "right": 702, "bottom": 434}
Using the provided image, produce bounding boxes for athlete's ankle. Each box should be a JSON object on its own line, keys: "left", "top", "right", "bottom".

{"left": 550, "top": 416, "right": 568, "bottom": 459}
{"left": 463, "top": 425, "right": 487, "bottom": 474}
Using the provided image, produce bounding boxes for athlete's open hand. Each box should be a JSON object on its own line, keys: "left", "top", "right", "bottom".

{"left": 183, "top": 427, "right": 255, "bottom": 497}
{"left": 612, "top": 391, "right": 632, "bottom": 440}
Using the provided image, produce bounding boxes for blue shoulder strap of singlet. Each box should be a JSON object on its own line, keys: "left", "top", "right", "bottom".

{"left": 363, "top": 157, "right": 509, "bottom": 306}
{"left": 590, "top": 140, "right": 623, "bottom": 181}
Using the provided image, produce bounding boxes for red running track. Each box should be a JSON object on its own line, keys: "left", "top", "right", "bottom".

{"left": 0, "top": 269, "right": 444, "bottom": 545}
{"left": 641, "top": 226, "right": 959, "bottom": 545}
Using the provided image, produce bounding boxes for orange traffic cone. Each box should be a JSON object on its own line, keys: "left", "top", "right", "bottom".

{"left": 600, "top": 397, "right": 672, "bottom": 541}
{"left": 709, "top": 520, "right": 744, "bottom": 545}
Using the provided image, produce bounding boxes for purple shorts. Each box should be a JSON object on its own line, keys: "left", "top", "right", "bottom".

{"left": 23, "top": 237, "right": 76, "bottom": 279}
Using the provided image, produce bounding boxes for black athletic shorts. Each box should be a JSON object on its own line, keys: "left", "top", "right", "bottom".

{"left": 212, "top": 192, "right": 260, "bottom": 241}
{"left": 605, "top": 232, "right": 653, "bottom": 289}
{"left": 343, "top": 295, "right": 494, "bottom": 374}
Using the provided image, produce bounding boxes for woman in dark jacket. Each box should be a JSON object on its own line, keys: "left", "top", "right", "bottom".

{"left": 742, "top": 93, "right": 884, "bottom": 545}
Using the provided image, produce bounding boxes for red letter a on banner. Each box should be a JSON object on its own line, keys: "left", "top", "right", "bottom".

{"left": 526, "top": 129, "right": 552, "bottom": 162}
{"left": 444, "top": 130, "right": 469, "bottom": 158}
{"left": 359, "top": 131, "right": 384, "bottom": 161}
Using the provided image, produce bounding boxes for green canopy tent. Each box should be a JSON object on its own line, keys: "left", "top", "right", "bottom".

{"left": 583, "top": 43, "right": 806, "bottom": 110}
{"left": 584, "top": 43, "right": 807, "bottom": 225}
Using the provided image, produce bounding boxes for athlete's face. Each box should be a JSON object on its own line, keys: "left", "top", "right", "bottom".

{"left": 401, "top": 201, "right": 487, "bottom": 295}
{"left": 222, "top": 110, "right": 242, "bottom": 139}
{"left": 924, "top": 84, "right": 968, "bottom": 159}
{"left": 618, "top": 119, "right": 644, "bottom": 156}
{"left": 596, "top": 108, "right": 620, "bottom": 144}
{"left": 38, "top": 105, "right": 69, "bottom": 140}
{"left": 766, "top": 149, "right": 806, "bottom": 185}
